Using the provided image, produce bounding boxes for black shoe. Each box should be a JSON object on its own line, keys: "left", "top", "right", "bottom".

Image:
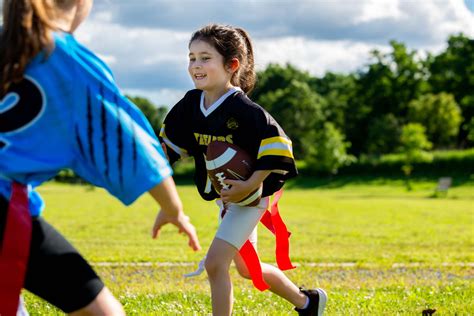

{"left": 294, "top": 287, "right": 327, "bottom": 316}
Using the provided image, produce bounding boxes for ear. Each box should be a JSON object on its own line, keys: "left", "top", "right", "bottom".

{"left": 227, "top": 58, "right": 240, "bottom": 73}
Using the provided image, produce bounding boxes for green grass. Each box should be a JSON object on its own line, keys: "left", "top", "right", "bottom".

{"left": 23, "top": 177, "right": 474, "bottom": 314}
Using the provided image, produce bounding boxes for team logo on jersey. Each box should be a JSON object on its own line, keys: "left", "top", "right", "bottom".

{"left": 194, "top": 133, "right": 233, "bottom": 145}
{"left": 226, "top": 118, "right": 239, "bottom": 130}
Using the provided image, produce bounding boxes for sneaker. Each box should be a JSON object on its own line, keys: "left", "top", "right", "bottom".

{"left": 294, "top": 287, "right": 327, "bottom": 316}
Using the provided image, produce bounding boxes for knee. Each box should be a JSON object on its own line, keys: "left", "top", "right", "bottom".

{"left": 70, "top": 287, "right": 125, "bottom": 316}
{"left": 204, "top": 255, "right": 228, "bottom": 278}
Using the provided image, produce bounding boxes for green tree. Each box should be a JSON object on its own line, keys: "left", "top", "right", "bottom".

{"left": 407, "top": 93, "right": 462, "bottom": 148}
{"left": 258, "top": 80, "right": 327, "bottom": 159}
{"left": 252, "top": 63, "right": 315, "bottom": 103}
{"left": 465, "top": 117, "right": 474, "bottom": 145}
{"left": 350, "top": 41, "right": 428, "bottom": 154}
{"left": 304, "top": 122, "right": 355, "bottom": 174}
{"left": 399, "top": 123, "right": 433, "bottom": 190}
{"left": 428, "top": 33, "right": 474, "bottom": 146}
{"left": 127, "top": 95, "right": 167, "bottom": 136}
{"left": 459, "top": 95, "right": 474, "bottom": 147}
{"left": 367, "top": 114, "right": 402, "bottom": 154}
{"left": 312, "top": 72, "right": 357, "bottom": 131}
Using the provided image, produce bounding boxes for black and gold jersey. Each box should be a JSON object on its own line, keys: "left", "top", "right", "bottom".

{"left": 159, "top": 88, "right": 297, "bottom": 201}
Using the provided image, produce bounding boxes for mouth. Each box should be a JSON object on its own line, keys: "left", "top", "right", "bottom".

{"left": 194, "top": 73, "right": 207, "bottom": 80}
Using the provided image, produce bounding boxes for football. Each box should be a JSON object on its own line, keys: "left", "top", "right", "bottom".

{"left": 206, "top": 141, "right": 262, "bottom": 206}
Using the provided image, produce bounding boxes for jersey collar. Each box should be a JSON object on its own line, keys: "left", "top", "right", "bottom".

{"left": 200, "top": 87, "right": 242, "bottom": 117}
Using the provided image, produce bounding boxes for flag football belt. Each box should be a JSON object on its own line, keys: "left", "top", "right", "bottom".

{"left": 0, "top": 182, "right": 32, "bottom": 315}
{"left": 226, "top": 189, "right": 295, "bottom": 291}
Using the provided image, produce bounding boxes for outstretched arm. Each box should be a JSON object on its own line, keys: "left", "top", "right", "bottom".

{"left": 149, "top": 177, "right": 201, "bottom": 251}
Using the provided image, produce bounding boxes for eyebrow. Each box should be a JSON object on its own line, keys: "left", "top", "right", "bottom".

{"left": 188, "top": 51, "right": 212, "bottom": 56}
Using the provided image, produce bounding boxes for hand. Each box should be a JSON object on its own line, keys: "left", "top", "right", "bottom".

{"left": 220, "top": 179, "right": 255, "bottom": 203}
{"left": 151, "top": 209, "right": 201, "bottom": 251}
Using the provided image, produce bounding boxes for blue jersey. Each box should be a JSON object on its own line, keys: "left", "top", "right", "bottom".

{"left": 0, "top": 32, "right": 172, "bottom": 216}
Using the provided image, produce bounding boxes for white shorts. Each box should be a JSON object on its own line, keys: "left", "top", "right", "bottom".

{"left": 215, "top": 197, "right": 269, "bottom": 249}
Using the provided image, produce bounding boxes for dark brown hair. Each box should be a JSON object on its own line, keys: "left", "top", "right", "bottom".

{"left": 0, "top": 0, "right": 70, "bottom": 95}
{"left": 189, "top": 24, "right": 256, "bottom": 94}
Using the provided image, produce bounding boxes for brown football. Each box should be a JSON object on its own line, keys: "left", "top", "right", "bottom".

{"left": 206, "top": 141, "right": 262, "bottom": 207}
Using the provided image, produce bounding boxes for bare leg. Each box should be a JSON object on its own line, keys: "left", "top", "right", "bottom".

{"left": 205, "top": 238, "right": 239, "bottom": 316}
{"left": 234, "top": 253, "right": 307, "bottom": 308}
{"left": 68, "top": 287, "right": 125, "bottom": 316}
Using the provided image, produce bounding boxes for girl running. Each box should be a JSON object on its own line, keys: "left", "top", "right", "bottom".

{"left": 159, "top": 24, "right": 327, "bottom": 316}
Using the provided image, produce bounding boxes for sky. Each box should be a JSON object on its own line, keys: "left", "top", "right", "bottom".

{"left": 2, "top": 0, "right": 474, "bottom": 107}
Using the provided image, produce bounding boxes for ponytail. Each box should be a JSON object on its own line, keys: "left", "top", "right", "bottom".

{"left": 0, "top": 0, "right": 56, "bottom": 95}
{"left": 234, "top": 27, "right": 256, "bottom": 95}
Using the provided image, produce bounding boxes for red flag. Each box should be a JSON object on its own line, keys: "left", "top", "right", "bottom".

{"left": 236, "top": 189, "right": 295, "bottom": 292}
{"left": 0, "top": 183, "right": 32, "bottom": 315}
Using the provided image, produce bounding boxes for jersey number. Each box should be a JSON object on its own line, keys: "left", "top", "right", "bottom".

{"left": 0, "top": 77, "right": 44, "bottom": 134}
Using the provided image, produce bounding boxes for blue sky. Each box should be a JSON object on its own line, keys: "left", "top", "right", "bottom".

{"left": 13, "top": 0, "right": 474, "bottom": 107}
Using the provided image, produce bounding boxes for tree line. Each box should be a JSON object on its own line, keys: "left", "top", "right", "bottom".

{"left": 131, "top": 33, "right": 473, "bottom": 174}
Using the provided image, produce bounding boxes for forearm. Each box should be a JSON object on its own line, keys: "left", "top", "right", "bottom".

{"left": 148, "top": 176, "right": 183, "bottom": 216}
{"left": 246, "top": 170, "right": 272, "bottom": 191}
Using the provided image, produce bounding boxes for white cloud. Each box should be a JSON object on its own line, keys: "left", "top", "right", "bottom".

{"left": 75, "top": 19, "right": 193, "bottom": 91}
{"left": 355, "top": 0, "right": 405, "bottom": 23}
{"left": 70, "top": 0, "right": 473, "bottom": 107}
{"left": 255, "top": 38, "right": 391, "bottom": 77}
{"left": 76, "top": 20, "right": 190, "bottom": 64}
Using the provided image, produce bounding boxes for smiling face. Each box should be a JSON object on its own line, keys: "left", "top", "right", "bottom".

{"left": 188, "top": 39, "right": 234, "bottom": 95}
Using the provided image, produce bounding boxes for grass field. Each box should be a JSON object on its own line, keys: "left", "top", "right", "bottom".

{"left": 23, "top": 176, "right": 474, "bottom": 315}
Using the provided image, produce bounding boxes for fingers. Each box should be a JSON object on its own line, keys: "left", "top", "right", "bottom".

{"left": 188, "top": 232, "right": 202, "bottom": 251}
{"left": 152, "top": 210, "right": 166, "bottom": 239}
{"left": 181, "top": 224, "right": 201, "bottom": 251}
{"left": 223, "top": 179, "right": 239, "bottom": 186}
{"left": 151, "top": 222, "right": 162, "bottom": 239}
{"left": 178, "top": 217, "right": 201, "bottom": 251}
{"left": 152, "top": 211, "right": 201, "bottom": 251}
{"left": 220, "top": 185, "right": 236, "bottom": 197}
{"left": 190, "top": 240, "right": 201, "bottom": 251}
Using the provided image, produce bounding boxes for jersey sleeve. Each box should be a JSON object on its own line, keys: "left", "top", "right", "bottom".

{"left": 158, "top": 95, "right": 192, "bottom": 165}
{"left": 254, "top": 111, "right": 297, "bottom": 180}
{"left": 71, "top": 82, "right": 173, "bottom": 205}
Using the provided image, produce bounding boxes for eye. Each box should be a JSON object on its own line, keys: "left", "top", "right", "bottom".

{"left": 202, "top": 56, "right": 211, "bottom": 61}
{"left": 189, "top": 57, "right": 196, "bottom": 62}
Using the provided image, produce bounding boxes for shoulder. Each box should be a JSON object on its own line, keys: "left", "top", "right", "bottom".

{"left": 231, "top": 92, "right": 264, "bottom": 112}
{"left": 51, "top": 32, "right": 115, "bottom": 84}
{"left": 173, "top": 89, "right": 201, "bottom": 109}
{"left": 231, "top": 92, "right": 271, "bottom": 121}
{"left": 166, "top": 89, "right": 201, "bottom": 119}
{"left": 182, "top": 89, "right": 202, "bottom": 102}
